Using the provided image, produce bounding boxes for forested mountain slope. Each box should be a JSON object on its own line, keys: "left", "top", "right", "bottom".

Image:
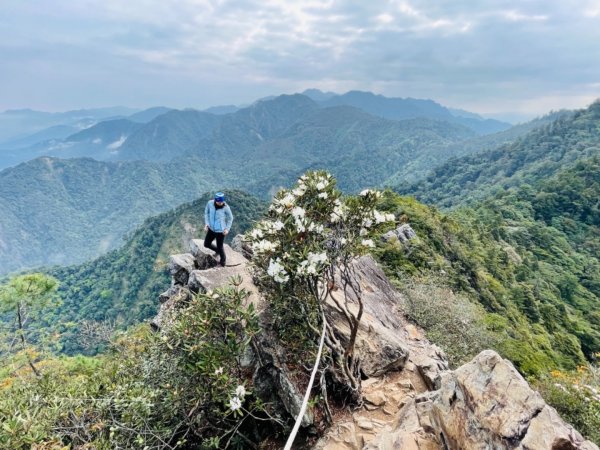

{"left": 378, "top": 156, "right": 600, "bottom": 374}
{"left": 398, "top": 101, "right": 600, "bottom": 208}
{"left": 0, "top": 95, "right": 476, "bottom": 274}
{"left": 0, "top": 157, "right": 218, "bottom": 274}
{"left": 44, "top": 191, "right": 266, "bottom": 354}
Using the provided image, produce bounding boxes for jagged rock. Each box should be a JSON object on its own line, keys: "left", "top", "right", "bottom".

{"left": 411, "top": 344, "right": 449, "bottom": 390}
{"left": 231, "top": 234, "right": 253, "bottom": 259}
{"left": 424, "top": 350, "right": 599, "bottom": 450}
{"left": 381, "top": 224, "right": 418, "bottom": 243}
{"left": 363, "top": 390, "right": 387, "bottom": 407}
{"left": 150, "top": 285, "right": 192, "bottom": 330}
{"left": 381, "top": 230, "right": 397, "bottom": 242}
{"left": 321, "top": 422, "right": 360, "bottom": 450}
{"left": 152, "top": 244, "right": 597, "bottom": 450}
{"left": 187, "top": 270, "right": 207, "bottom": 294}
{"left": 521, "top": 405, "right": 598, "bottom": 450}
{"left": 159, "top": 285, "right": 182, "bottom": 304}
{"left": 252, "top": 334, "right": 314, "bottom": 428}
{"left": 363, "top": 396, "right": 440, "bottom": 450}
{"left": 189, "top": 239, "right": 219, "bottom": 269}
{"left": 168, "top": 253, "right": 196, "bottom": 285}
{"left": 326, "top": 256, "right": 409, "bottom": 377}
{"left": 398, "top": 224, "right": 417, "bottom": 241}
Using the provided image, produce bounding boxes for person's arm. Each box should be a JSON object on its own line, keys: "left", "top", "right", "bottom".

{"left": 204, "top": 201, "right": 211, "bottom": 230}
{"left": 224, "top": 205, "right": 233, "bottom": 234}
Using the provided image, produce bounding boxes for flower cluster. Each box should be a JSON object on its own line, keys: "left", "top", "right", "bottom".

{"left": 229, "top": 385, "right": 247, "bottom": 412}
{"left": 330, "top": 199, "right": 347, "bottom": 223}
{"left": 247, "top": 171, "right": 395, "bottom": 287}
{"left": 267, "top": 258, "right": 289, "bottom": 283}
{"left": 297, "top": 252, "right": 328, "bottom": 276}
{"left": 253, "top": 239, "right": 278, "bottom": 254}
{"left": 359, "top": 188, "right": 382, "bottom": 199}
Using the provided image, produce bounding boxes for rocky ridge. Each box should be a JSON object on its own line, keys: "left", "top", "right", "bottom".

{"left": 151, "top": 236, "right": 598, "bottom": 450}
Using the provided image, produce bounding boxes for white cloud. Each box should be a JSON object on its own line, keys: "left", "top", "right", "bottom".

{"left": 501, "top": 10, "right": 548, "bottom": 22}
{"left": 1, "top": 0, "right": 599, "bottom": 117}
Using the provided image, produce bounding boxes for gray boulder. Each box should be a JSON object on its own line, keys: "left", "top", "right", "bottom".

{"left": 168, "top": 253, "right": 196, "bottom": 285}
{"left": 231, "top": 234, "right": 254, "bottom": 259}
{"left": 189, "top": 239, "right": 219, "bottom": 269}
{"left": 381, "top": 223, "right": 418, "bottom": 243}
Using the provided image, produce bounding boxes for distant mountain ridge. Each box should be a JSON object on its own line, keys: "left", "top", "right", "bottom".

{"left": 398, "top": 101, "right": 600, "bottom": 208}
{"left": 0, "top": 106, "right": 139, "bottom": 143}
{"left": 0, "top": 156, "right": 219, "bottom": 274}
{"left": 0, "top": 91, "right": 512, "bottom": 169}
{"left": 0, "top": 93, "right": 575, "bottom": 273}
{"left": 0, "top": 94, "right": 478, "bottom": 273}
{"left": 303, "top": 89, "right": 512, "bottom": 135}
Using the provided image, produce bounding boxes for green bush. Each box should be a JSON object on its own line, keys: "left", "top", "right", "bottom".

{"left": 534, "top": 365, "right": 600, "bottom": 444}
{"left": 400, "top": 278, "right": 499, "bottom": 367}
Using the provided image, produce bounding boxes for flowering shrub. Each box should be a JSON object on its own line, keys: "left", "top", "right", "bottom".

{"left": 0, "top": 279, "right": 261, "bottom": 449}
{"left": 246, "top": 171, "right": 395, "bottom": 401}
{"left": 155, "top": 276, "right": 260, "bottom": 445}
{"left": 534, "top": 363, "right": 600, "bottom": 443}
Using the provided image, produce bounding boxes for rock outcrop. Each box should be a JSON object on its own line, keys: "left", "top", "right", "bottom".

{"left": 382, "top": 223, "right": 417, "bottom": 243}
{"left": 152, "top": 236, "right": 599, "bottom": 450}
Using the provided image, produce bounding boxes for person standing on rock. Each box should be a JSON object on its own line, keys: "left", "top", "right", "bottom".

{"left": 204, "top": 192, "right": 233, "bottom": 267}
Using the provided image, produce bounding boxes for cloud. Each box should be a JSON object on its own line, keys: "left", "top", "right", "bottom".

{"left": 0, "top": 0, "right": 599, "bottom": 117}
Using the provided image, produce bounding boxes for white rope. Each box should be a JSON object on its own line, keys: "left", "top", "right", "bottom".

{"left": 283, "top": 316, "right": 327, "bottom": 450}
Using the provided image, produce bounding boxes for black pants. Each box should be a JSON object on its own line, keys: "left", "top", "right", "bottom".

{"left": 204, "top": 228, "right": 226, "bottom": 266}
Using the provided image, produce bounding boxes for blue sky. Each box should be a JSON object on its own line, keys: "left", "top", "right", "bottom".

{"left": 1, "top": 0, "right": 599, "bottom": 120}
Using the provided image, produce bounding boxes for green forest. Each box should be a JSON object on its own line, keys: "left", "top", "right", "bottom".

{"left": 1, "top": 101, "right": 600, "bottom": 447}
{"left": 400, "top": 100, "right": 600, "bottom": 208}
{"left": 378, "top": 157, "right": 599, "bottom": 375}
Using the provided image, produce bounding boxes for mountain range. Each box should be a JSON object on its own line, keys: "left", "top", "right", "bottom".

{"left": 0, "top": 93, "right": 512, "bottom": 274}
{"left": 0, "top": 90, "right": 510, "bottom": 170}
{"left": 0, "top": 92, "right": 591, "bottom": 275}
{"left": 399, "top": 101, "right": 600, "bottom": 208}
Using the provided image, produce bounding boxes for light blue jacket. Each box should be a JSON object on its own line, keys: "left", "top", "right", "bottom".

{"left": 205, "top": 200, "right": 233, "bottom": 233}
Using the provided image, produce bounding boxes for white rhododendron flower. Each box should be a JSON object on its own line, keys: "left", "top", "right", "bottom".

{"left": 362, "top": 218, "right": 373, "bottom": 228}
{"left": 297, "top": 260, "right": 316, "bottom": 276}
{"left": 279, "top": 193, "right": 295, "bottom": 208}
{"left": 318, "top": 192, "right": 328, "bottom": 199}
{"left": 214, "top": 367, "right": 223, "bottom": 375}
{"left": 291, "top": 206, "right": 305, "bottom": 219}
{"left": 229, "top": 396, "right": 242, "bottom": 411}
{"left": 308, "top": 222, "right": 324, "bottom": 233}
{"left": 291, "top": 206, "right": 307, "bottom": 232}
{"left": 316, "top": 181, "right": 327, "bottom": 190}
{"left": 293, "top": 185, "right": 307, "bottom": 197}
{"left": 267, "top": 258, "right": 289, "bottom": 283}
{"left": 359, "top": 228, "right": 368, "bottom": 236}
{"left": 330, "top": 203, "right": 347, "bottom": 222}
{"left": 272, "top": 220, "right": 284, "bottom": 231}
{"left": 235, "top": 385, "right": 246, "bottom": 398}
{"left": 269, "top": 203, "right": 284, "bottom": 214}
{"left": 296, "top": 252, "right": 328, "bottom": 276}
{"left": 250, "top": 229, "right": 263, "bottom": 239}
{"left": 308, "top": 252, "right": 328, "bottom": 265}
{"left": 359, "top": 189, "right": 382, "bottom": 198}
{"left": 253, "top": 240, "right": 278, "bottom": 254}
{"left": 385, "top": 213, "right": 395, "bottom": 222}
{"left": 373, "top": 210, "right": 386, "bottom": 224}
{"left": 361, "top": 239, "right": 375, "bottom": 248}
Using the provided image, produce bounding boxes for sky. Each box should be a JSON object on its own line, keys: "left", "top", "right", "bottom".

{"left": 1, "top": 0, "right": 600, "bottom": 122}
